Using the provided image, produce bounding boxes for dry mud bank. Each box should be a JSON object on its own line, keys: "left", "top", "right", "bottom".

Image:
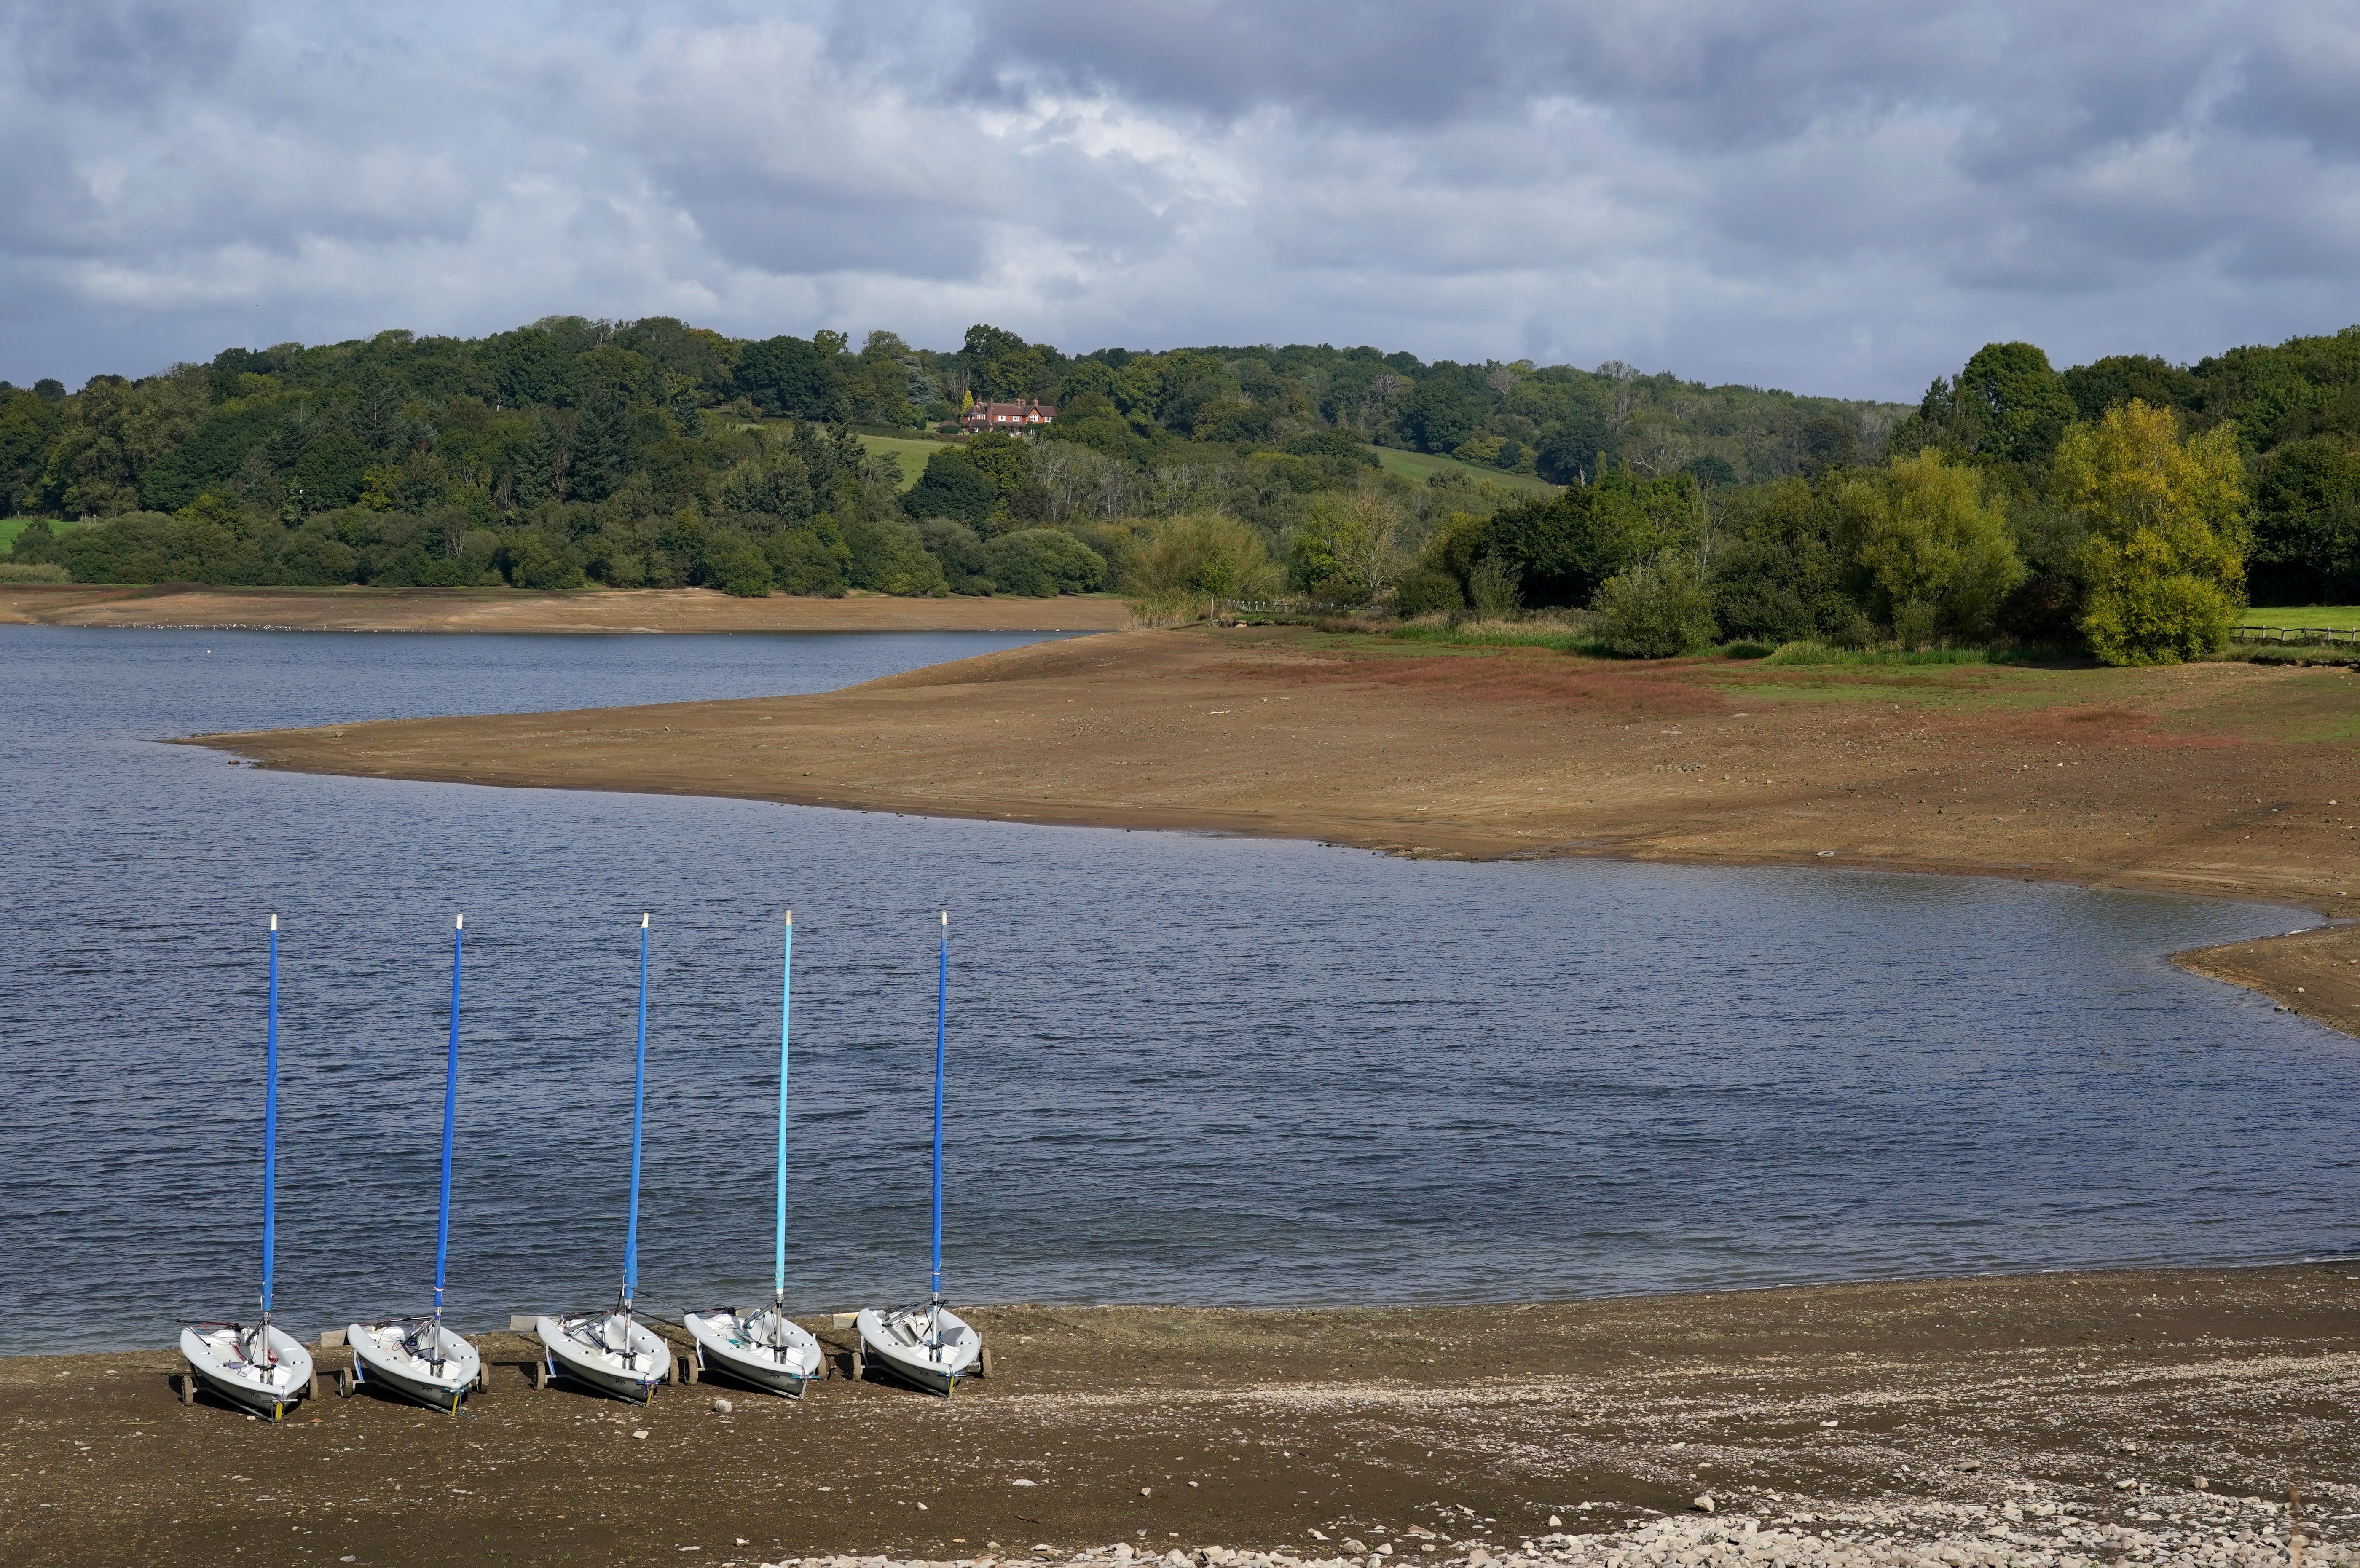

{"left": 190, "top": 625, "right": 2360, "bottom": 1029}
{"left": 0, "top": 582, "right": 1130, "bottom": 633}
{"left": 6, "top": 1268, "right": 2356, "bottom": 1568}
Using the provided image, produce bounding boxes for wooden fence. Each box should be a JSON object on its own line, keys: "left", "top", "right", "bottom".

{"left": 2231, "top": 625, "right": 2360, "bottom": 646}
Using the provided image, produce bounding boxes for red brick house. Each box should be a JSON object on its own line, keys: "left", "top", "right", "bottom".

{"left": 962, "top": 399, "right": 1056, "bottom": 430}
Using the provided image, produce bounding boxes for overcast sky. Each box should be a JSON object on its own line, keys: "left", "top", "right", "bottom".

{"left": 4, "top": 0, "right": 2355, "bottom": 400}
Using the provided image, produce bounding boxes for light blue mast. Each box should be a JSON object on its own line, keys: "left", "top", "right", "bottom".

{"left": 623, "top": 913, "right": 650, "bottom": 1314}
{"left": 929, "top": 909, "right": 947, "bottom": 1311}
{"left": 260, "top": 914, "right": 280, "bottom": 1356}
{"left": 432, "top": 913, "right": 464, "bottom": 1346}
{"left": 775, "top": 910, "right": 792, "bottom": 1306}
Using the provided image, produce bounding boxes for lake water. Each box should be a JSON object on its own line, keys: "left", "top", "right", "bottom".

{"left": 0, "top": 624, "right": 2352, "bottom": 1356}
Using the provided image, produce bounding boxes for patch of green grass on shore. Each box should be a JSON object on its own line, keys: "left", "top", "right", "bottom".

{"left": 1367, "top": 447, "right": 1560, "bottom": 496}
{"left": 1762, "top": 641, "right": 1998, "bottom": 667}
{"left": 2242, "top": 606, "right": 2360, "bottom": 631}
{"left": 1386, "top": 620, "right": 1606, "bottom": 654}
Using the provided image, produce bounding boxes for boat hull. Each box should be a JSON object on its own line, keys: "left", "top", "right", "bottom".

{"left": 181, "top": 1324, "right": 314, "bottom": 1420}
{"left": 684, "top": 1306, "right": 821, "bottom": 1396}
{"left": 535, "top": 1312, "right": 671, "bottom": 1402}
{"left": 855, "top": 1304, "right": 980, "bottom": 1397}
{"left": 347, "top": 1321, "right": 480, "bottom": 1410}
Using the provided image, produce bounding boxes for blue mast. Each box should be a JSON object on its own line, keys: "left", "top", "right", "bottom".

{"left": 775, "top": 910, "right": 792, "bottom": 1305}
{"left": 432, "top": 913, "right": 464, "bottom": 1327}
{"left": 623, "top": 913, "right": 649, "bottom": 1310}
{"left": 930, "top": 909, "right": 947, "bottom": 1306}
{"left": 260, "top": 914, "right": 280, "bottom": 1347}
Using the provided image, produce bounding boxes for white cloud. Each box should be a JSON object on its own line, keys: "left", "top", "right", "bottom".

{"left": 0, "top": 0, "right": 2355, "bottom": 397}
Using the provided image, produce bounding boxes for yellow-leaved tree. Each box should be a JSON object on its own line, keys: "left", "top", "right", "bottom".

{"left": 1849, "top": 451, "right": 2025, "bottom": 646}
{"left": 2055, "top": 400, "right": 2248, "bottom": 665}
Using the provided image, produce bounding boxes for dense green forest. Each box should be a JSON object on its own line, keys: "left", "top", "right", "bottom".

{"left": 0, "top": 316, "right": 1895, "bottom": 602}
{"left": 3, "top": 316, "right": 2357, "bottom": 663}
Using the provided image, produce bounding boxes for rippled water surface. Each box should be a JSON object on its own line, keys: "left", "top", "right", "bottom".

{"left": 1, "top": 623, "right": 2351, "bottom": 1354}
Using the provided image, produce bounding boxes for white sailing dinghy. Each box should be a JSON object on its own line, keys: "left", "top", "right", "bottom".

{"left": 181, "top": 914, "right": 316, "bottom": 1421}
{"left": 856, "top": 911, "right": 986, "bottom": 1397}
{"left": 534, "top": 914, "right": 676, "bottom": 1402}
{"left": 344, "top": 914, "right": 484, "bottom": 1411}
{"left": 685, "top": 911, "right": 824, "bottom": 1396}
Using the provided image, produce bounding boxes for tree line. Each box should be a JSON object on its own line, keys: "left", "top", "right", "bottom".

{"left": 2, "top": 318, "right": 2356, "bottom": 663}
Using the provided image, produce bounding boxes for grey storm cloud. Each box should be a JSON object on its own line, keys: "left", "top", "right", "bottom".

{"left": 1, "top": 0, "right": 2355, "bottom": 397}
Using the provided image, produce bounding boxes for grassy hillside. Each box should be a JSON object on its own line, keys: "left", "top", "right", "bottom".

{"left": 856, "top": 434, "right": 947, "bottom": 491}
{"left": 1369, "top": 446, "right": 1559, "bottom": 497}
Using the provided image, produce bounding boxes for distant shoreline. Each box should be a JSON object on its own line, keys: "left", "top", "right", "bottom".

{"left": 0, "top": 581, "right": 1134, "bottom": 634}
{"left": 182, "top": 622, "right": 2360, "bottom": 1037}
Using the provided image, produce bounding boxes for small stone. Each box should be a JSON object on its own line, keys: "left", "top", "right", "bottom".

{"left": 633, "top": 1429, "right": 650, "bottom": 1439}
{"left": 1343, "top": 1542, "right": 1367, "bottom": 1555}
{"left": 1694, "top": 1497, "right": 1716, "bottom": 1515}
{"left": 1141, "top": 1487, "right": 1153, "bottom": 1497}
{"left": 711, "top": 1398, "right": 735, "bottom": 1414}
{"left": 1548, "top": 1519, "right": 1562, "bottom": 1529}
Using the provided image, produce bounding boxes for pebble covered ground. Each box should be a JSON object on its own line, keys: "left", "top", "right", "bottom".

{"left": 5, "top": 1267, "right": 2356, "bottom": 1567}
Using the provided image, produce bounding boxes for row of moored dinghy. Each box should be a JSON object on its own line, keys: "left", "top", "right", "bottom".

{"left": 180, "top": 909, "right": 983, "bottom": 1421}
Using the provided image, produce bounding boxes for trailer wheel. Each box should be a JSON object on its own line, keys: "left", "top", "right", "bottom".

{"left": 978, "top": 1346, "right": 994, "bottom": 1379}
{"left": 306, "top": 1371, "right": 321, "bottom": 1401}
{"left": 335, "top": 1369, "right": 355, "bottom": 1398}
{"left": 529, "top": 1360, "right": 550, "bottom": 1391}
{"left": 850, "top": 1347, "right": 864, "bottom": 1382}
{"left": 175, "top": 1373, "right": 196, "bottom": 1407}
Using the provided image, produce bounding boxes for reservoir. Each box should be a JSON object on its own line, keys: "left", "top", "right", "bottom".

{"left": 0, "top": 623, "right": 2349, "bottom": 1355}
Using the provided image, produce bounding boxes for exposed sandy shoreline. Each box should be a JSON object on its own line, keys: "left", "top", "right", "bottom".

{"left": 185, "top": 624, "right": 2360, "bottom": 1032}
{"left": 8, "top": 1267, "right": 2355, "bottom": 1568}
{"left": 0, "top": 582, "right": 1132, "bottom": 633}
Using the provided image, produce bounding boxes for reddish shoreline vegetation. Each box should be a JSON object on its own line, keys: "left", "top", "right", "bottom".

{"left": 185, "top": 622, "right": 2360, "bottom": 1036}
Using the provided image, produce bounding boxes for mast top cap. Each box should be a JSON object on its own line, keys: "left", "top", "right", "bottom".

{"left": 641, "top": 912, "right": 650, "bottom": 928}
{"left": 269, "top": 914, "right": 278, "bottom": 931}
{"left": 784, "top": 909, "right": 792, "bottom": 925}
{"left": 940, "top": 909, "right": 949, "bottom": 925}
{"left": 455, "top": 912, "right": 464, "bottom": 930}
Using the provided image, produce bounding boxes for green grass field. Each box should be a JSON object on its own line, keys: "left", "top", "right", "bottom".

{"left": 1368, "top": 447, "right": 1559, "bottom": 496}
{"left": 0, "top": 517, "right": 91, "bottom": 551}
{"left": 856, "top": 434, "right": 947, "bottom": 491}
{"left": 2242, "top": 606, "right": 2360, "bottom": 630}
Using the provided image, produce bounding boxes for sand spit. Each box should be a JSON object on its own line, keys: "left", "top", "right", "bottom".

{"left": 185, "top": 625, "right": 2360, "bottom": 1031}
{"left": 6, "top": 1267, "right": 2357, "bottom": 1568}
{"left": 0, "top": 582, "right": 1132, "bottom": 633}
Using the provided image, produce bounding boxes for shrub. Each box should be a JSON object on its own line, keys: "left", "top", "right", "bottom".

{"left": 703, "top": 533, "right": 772, "bottom": 597}
{"left": 915, "top": 518, "right": 992, "bottom": 594}
{"left": 1467, "top": 555, "right": 1521, "bottom": 619}
{"left": 1720, "top": 639, "right": 1775, "bottom": 659}
{"left": 1592, "top": 550, "right": 1717, "bottom": 658}
{"left": 845, "top": 515, "right": 947, "bottom": 596}
{"left": 1762, "top": 641, "right": 1842, "bottom": 666}
{"left": 1392, "top": 566, "right": 1464, "bottom": 618}
{"left": 984, "top": 528, "right": 1107, "bottom": 596}
{"left": 1125, "top": 513, "right": 1278, "bottom": 600}
{"left": 765, "top": 522, "right": 850, "bottom": 595}
{"left": 1892, "top": 598, "right": 1940, "bottom": 651}
{"left": 1995, "top": 574, "right": 2085, "bottom": 647}
{"left": 0, "top": 561, "right": 69, "bottom": 583}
